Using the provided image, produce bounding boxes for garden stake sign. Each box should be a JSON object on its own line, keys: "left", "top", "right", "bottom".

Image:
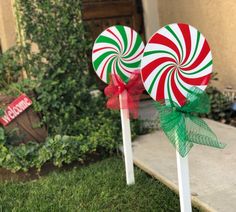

{"left": 92, "top": 25, "right": 145, "bottom": 185}
{"left": 0, "top": 94, "right": 32, "bottom": 126}
{"left": 140, "top": 23, "right": 225, "bottom": 212}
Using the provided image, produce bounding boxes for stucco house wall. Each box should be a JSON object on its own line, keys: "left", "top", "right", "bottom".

{"left": 0, "top": 0, "right": 16, "bottom": 52}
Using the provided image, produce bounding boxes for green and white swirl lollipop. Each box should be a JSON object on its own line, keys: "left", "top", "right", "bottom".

{"left": 92, "top": 25, "right": 145, "bottom": 84}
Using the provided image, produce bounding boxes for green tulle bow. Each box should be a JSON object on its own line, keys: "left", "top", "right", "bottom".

{"left": 154, "top": 87, "right": 225, "bottom": 157}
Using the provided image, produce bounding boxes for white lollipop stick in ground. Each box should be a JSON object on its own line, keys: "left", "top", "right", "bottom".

{"left": 119, "top": 90, "right": 135, "bottom": 185}
{"left": 92, "top": 25, "right": 144, "bottom": 185}
{"left": 176, "top": 151, "right": 192, "bottom": 212}
{"left": 140, "top": 23, "right": 213, "bottom": 210}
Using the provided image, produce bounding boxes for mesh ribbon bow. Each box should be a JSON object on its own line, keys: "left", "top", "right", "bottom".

{"left": 104, "top": 72, "right": 144, "bottom": 119}
{"left": 155, "top": 87, "right": 225, "bottom": 157}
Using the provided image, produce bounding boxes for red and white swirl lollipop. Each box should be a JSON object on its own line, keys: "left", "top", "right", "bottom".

{"left": 141, "top": 23, "right": 212, "bottom": 106}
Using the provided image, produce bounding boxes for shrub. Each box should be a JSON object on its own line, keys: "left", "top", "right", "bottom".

{"left": 15, "top": 0, "right": 99, "bottom": 135}
{"left": 0, "top": 110, "right": 122, "bottom": 172}
{"left": 205, "top": 86, "right": 232, "bottom": 121}
{"left": 204, "top": 73, "right": 233, "bottom": 123}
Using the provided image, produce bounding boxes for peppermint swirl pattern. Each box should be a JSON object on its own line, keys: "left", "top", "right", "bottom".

{"left": 141, "top": 23, "right": 212, "bottom": 106}
{"left": 92, "top": 25, "right": 144, "bottom": 84}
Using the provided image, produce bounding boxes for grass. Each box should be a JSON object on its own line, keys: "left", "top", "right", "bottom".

{"left": 0, "top": 157, "right": 199, "bottom": 212}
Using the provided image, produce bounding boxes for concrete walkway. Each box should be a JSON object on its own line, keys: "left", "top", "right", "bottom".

{"left": 132, "top": 118, "right": 236, "bottom": 212}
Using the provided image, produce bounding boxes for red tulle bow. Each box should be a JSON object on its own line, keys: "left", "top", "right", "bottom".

{"left": 104, "top": 72, "right": 144, "bottom": 119}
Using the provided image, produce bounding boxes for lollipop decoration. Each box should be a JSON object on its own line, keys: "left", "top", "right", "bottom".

{"left": 92, "top": 25, "right": 145, "bottom": 185}
{"left": 92, "top": 25, "right": 144, "bottom": 84}
{"left": 141, "top": 23, "right": 225, "bottom": 212}
{"left": 141, "top": 23, "right": 212, "bottom": 106}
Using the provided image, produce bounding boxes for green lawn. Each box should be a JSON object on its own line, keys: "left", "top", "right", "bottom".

{"left": 0, "top": 157, "right": 199, "bottom": 211}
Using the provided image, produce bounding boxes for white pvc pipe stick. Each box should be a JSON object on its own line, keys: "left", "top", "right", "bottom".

{"left": 119, "top": 90, "right": 135, "bottom": 185}
{"left": 176, "top": 151, "right": 192, "bottom": 212}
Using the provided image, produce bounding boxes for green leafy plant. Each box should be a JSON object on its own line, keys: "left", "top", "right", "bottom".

{"left": 205, "top": 72, "right": 233, "bottom": 123}
{"left": 0, "top": 120, "right": 121, "bottom": 172}
{"left": 16, "top": 0, "right": 96, "bottom": 135}
{"left": 205, "top": 86, "right": 232, "bottom": 122}
{"left": 0, "top": 44, "right": 39, "bottom": 98}
{"left": 0, "top": 46, "right": 23, "bottom": 86}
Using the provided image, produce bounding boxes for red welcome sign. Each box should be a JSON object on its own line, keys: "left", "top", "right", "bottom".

{"left": 0, "top": 94, "right": 32, "bottom": 126}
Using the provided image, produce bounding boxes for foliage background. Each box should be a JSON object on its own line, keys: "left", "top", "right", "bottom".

{"left": 0, "top": 0, "right": 140, "bottom": 172}
{"left": 16, "top": 0, "right": 100, "bottom": 135}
